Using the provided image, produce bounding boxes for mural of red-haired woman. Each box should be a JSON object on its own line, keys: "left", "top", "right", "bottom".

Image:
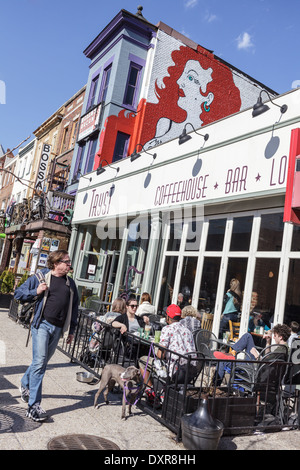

{"left": 140, "top": 45, "right": 242, "bottom": 149}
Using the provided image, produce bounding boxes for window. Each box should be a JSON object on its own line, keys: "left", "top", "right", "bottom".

{"left": 258, "top": 212, "right": 283, "bottom": 251}
{"left": 73, "top": 143, "right": 85, "bottom": 181}
{"left": 112, "top": 132, "right": 130, "bottom": 162}
{"left": 70, "top": 120, "right": 79, "bottom": 148}
{"left": 101, "top": 65, "right": 112, "bottom": 103}
{"left": 123, "top": 63, "right": 141, "bottom": 107}
{"left": 60, "top": 127, "right": 69, "bottom": 154}
{"left": 87, "top": 75, "right": 99, "bottom": 110}
{"left": 205, "top": 218, "right": 226, "bottom": 251}
{"left": 85, "top": 136, "right": 98, "bottom": 174}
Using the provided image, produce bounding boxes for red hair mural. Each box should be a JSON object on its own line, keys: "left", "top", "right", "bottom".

{"left": 140, "top": 45, "right": 242, "bottom": 148}
{"left": 96, "top": 44, "right": 242, "bottom": 166}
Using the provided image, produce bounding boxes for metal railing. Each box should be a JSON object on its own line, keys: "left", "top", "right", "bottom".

{"left": 56, "top": 310, "right": 300, "bottom": 439}
{"left": 7, "top": 304, "right": 300, "bottom": 438}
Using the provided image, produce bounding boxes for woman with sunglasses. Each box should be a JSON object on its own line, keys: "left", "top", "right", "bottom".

{"left": 112, "top": 297, "right": 150, "bottom": 335}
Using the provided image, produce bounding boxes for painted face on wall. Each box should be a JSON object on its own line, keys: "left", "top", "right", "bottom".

{"left": 176, "top": 60, "right": 214, "bottom": 113}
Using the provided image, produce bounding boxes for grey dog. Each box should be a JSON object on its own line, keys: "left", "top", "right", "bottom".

{"left": 94, "top": 364, "right": 144, "bottom": 419}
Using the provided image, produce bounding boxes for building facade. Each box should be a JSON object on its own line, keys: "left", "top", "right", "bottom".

{"left": 69, "top": 87, "right": 300, "bottom": 338}
{"left": 2, "top": 87, "right": 86, "bottom": 276}
{"left": 68, "top": 7, "right": 275, "bottom": 198}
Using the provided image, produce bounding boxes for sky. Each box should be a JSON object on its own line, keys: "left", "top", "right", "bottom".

{"left": 0, "top": 0, "right": 300, "bottom": 153}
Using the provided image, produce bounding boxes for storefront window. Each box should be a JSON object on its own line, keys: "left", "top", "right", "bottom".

{"left": 118, "top": 218, "right": 150, "bottom": 298}
{"left": 185, "top": 219, "right": 202, "bottom": 251}
{"left": 167, "top": 220, "right": 183, "bottom": 251}
{"left": 205, "top": 219, "right": 226, "bottom": 251}
{"left": 252, "top": 258, "right": 280, "bottom": 327}
{"left": 230, "top": 216, "right": 253, "bottom": 251}
{"left": 257, "top": 213, "right": 283, "bottom": 251}
{"left": 178, "top": 256, "right": 198, "bottom": 305}
{"left": 224, "top": 257, "right": 248, "bottom": 303}
{"left": 158, "top": 256, "right": 177, "bottom": 312}
{"left": 197, "top": 257, "right": 221, "bottom": 312}
{"left": 283, "top": 259, "right": 300, "bottom": 326}
{"left": 291, "top": 224, "right": 300, "bottom": 251}
{"left": 79, "top": 251, "right": 107, "bottom": 282}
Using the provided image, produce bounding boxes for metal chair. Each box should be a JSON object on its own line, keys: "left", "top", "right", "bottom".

{"left": 230, "top": 344, "right": 288, "bottom": 403}
{"left": 194, "top": 329, "right": 219, "bottom": 358}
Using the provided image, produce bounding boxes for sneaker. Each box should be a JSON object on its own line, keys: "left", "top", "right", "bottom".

{"left": 19, "top": 384, "right": 29, "bottom": 403}
{"left": 26, "top": 403, "right": 48, "bottom": 422}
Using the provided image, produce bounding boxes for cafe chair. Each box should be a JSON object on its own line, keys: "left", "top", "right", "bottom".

{"left": 201, "top": 312, "right": 214, "bottom": 331}
{"left": 231, "top": 344, "right": 288, "bottom": 407}
{"left": 194, "top": 329, "right": 219, "bottom": 358}
{"left": 229, "top": 320, "right": 240, "bottom": 340}
{"left": 279, "top": 338, "right": 300, "bottom": 425}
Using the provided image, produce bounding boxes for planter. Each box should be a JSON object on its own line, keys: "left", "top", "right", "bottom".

{"left": 181, "top": 399, "right": 224, "bottom": 450}
{"left": 162, "top": 386, "right": 256, "bottom": 436}
{"left": 8, "top": 298, "right": 19, "bottom": 321}
{"left": 0, "top": 293, "right": 14, "bottom": 309}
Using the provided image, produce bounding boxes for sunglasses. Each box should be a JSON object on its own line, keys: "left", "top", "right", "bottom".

{"left": 129, "top": 304, "right": 138, "bottom": 308}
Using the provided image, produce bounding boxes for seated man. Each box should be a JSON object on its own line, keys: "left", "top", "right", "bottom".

{"left": 213, "top": 324, "right": 290, "bottom": 385}
{"left": 139, "top": 304, "right": 197, "bottom": 392}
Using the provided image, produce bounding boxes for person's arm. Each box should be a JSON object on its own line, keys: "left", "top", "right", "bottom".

{"left": 112, "top": 315, "right": 127, "bottom": 334}
{"left": 14, "top": 274, "right": 47, "bottom": 302}
{"left": 262, "top": 330, "right": 272, "bottom": 355}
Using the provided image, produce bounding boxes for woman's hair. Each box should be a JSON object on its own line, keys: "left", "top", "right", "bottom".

{"left": 111, "top": 298, "right": 126, "bottom": 314}
{"left": 47, "top": 250, "right": 69, "bottom": 270}
{"left": 290, "top": 321, "right": 300, "bottom": 333}
{"left": 126, "top": 295, "right": 137, "bottom": 307}
{"left": 140, "top": 292, "right": 152, "bottom": 304}
{"left": 229, "top": 278, "right": 242, "bottom": 306}
{"left": 181, "top": 305, "right": 198, "bottom": 319}
{"left": 140, "top": 45, "right": 241, "bottom": 145}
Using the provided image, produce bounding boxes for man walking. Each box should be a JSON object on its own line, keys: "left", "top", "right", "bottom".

{"left": 14, "top": 250, "right": 79, "bottom": 422}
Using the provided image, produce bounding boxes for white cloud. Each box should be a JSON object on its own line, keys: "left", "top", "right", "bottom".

{"left": 236, "top": 32, "right": 254, "bottom": 51}
{"left": 184, "top": 0, "right": 198, "bottom": 8}
{"left": 204, "top": 12, "right": 217, "bottom": 23}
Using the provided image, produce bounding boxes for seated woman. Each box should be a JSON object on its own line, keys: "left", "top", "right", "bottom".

{"left": 213, "top": 324, "right": 290, "bottom": 385}
{"left": 112, "top": 297, "right": 150, "bottom": 358}
{"left": 136, "top": 292, "right": 156, "bottom": 317}
{"left": 102, "top": 297, "right": 126, "bottom": 324}
{"left": 180, "top": 305, "right": 202, "bottom": 333}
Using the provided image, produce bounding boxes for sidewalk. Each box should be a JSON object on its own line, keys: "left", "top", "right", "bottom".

{"left": 1, "top": 309, "right": 300, "bottom": 451}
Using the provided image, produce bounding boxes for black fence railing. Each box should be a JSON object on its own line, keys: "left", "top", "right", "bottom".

{"left": 8, "top": 304, "right": 300, "bottom": 439}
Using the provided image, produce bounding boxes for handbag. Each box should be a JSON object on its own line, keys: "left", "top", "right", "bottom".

{"left": 16, "top": 270, "right": 46, "bottom": 328}
{"left": 18, "top": 298, "right": 39, "bottom": 326}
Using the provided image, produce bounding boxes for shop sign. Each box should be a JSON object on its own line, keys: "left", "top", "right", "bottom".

{"left": 78, "top": 105, "right": 101, "bottom": 141}
{"left": 36, "top": 144, "right": 51, "bottom": 192}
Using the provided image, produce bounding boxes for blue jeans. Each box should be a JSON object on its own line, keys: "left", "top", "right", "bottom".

{"left": 215, "top": 333, "right": 256, "bottom": 383}
{"left": 21, "top": 320, "right": 62, "bottom": 407}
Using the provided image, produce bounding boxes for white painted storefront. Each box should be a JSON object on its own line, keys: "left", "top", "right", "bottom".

{"left": 70, "top": 88, "right": 300, "bottom": 339}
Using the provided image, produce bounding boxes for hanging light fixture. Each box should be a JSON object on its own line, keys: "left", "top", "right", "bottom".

{"left": 252, "top": 90, "right": 288, "bottom": 118}
{"left": 178, "top": 123, "right": 209, "bottom": 145}
{"left": 96, "top": 159, "right": 120, "bottom": 176}
{"left": 130, "top": 144, "right": 157, "bottom": 162}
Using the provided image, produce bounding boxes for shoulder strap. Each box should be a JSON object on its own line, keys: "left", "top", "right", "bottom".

{"left": 35, "top": 270, "right": 45, "bottom": 284}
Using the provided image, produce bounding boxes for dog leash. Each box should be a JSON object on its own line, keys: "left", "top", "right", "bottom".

{"left": 123, "top": 342, "right": 156, "bottom": 405}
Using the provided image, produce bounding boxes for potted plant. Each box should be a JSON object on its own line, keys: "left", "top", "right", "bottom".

{"left": 0, "top": 269, "right": 16, "bottom": 308}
